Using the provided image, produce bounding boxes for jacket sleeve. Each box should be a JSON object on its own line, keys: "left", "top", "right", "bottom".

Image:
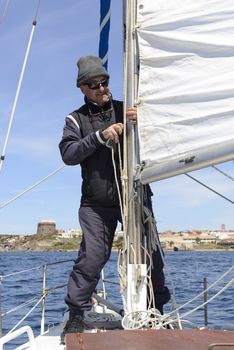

{"left": 59, "top": 115, "right": 106, "bottom": 165}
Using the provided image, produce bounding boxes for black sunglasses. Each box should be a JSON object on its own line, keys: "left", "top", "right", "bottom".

{"left": 85, "top": 79, "right": 109, "bottom": 90}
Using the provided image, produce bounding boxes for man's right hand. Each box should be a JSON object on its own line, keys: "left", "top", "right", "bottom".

{"left": 102, "top": 123, "right": 124, "bottom": 143}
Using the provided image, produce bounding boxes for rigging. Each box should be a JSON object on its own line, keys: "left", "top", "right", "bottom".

{"left": 185, "top": 173, "right": 234, "bottom": 205}
{"left": 0, "top": 0, "right": 41, "bottom": 174}
{"left": 0, "top": 0, "right": 10, "bottom": 24}
{"left": 0, "top": 164, "right": 65, "bottom": 210}
{"left": 212, "top": 164, "right": 234, "bottom": 182}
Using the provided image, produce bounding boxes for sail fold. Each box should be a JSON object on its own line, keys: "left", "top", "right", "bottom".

{"left": 136, "top": 0, "right": 234, "bottom": 183}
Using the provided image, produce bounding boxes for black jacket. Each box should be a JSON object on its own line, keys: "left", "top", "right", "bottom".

{"left": 59, "top": 97, "right": 123, "bottom": 207}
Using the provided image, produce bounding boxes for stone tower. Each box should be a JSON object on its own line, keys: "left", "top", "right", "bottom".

{"left": 37, "top": 220, "right": 56, "bottom": 235}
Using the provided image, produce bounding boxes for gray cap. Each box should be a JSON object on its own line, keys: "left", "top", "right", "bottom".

{"left": 76, "top": 55, "right": 109, "bottom": 87}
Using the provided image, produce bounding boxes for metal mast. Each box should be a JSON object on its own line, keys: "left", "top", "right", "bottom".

{"left": 123, "top": 0, "right": 147, "bottom": 313}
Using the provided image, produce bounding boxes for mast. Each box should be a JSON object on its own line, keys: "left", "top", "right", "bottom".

{"left": 123, "top": 0, "right": 147, "bottom": 313}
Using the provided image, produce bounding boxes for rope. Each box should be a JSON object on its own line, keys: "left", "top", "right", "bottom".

{"left": 212, "top": 165, "right": 234, "bottom": 182}
{"left": 0, "top": 164, "right": 66, "bottom": 209}
{"left": 7, "top": 294, "right": 45, "bottom": 334}
{"left": 0, "top": 0, "right": 10, "bottom": 23}
{"left": 185, "top": 173, "right": 234, "bottom": 205}
{"left": 99, "top": 0, "right": 111, "bottom": 68}
{"left": 122, "top": 308, "right": 163, "bottom": 330}
{"left": 106, "top": 140, "right": 124, "bottom": 223}
{"left": 165, "top": 265, "right": 233, "bottom": 318}
{"left": 0, "top": 0, "right": 41, "bottom": 174}
{"left": 105, "top": 138, "right": 129, "bottom": 311}
{"left": 3, "top": 296, "right": 39, "bottom": 317}
{"left": 1, "top": 265, "right": 41, "bottom": 279}
{"left": 163, "top": 277, "right": 234, "bottom": 327}
{"left": 142, "top": 205, "right": 182, "bottom": 327}
{"left": 122, "top": 270, "right": 233, "bottom": 330}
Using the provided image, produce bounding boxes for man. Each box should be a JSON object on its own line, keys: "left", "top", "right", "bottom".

{"left": 59, "top": 55, "right": 170, "bottom": 341}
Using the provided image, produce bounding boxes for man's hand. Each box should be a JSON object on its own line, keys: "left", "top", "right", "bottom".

{"left": 126, "top": 107, "right": 137, "bottom": 124}
{"left": 102, "top": 123, "right": 124, "bottom": 143}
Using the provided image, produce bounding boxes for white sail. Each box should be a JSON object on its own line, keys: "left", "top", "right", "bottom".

{"left": 136, "top": 0, "right": 234, "bottom": 183}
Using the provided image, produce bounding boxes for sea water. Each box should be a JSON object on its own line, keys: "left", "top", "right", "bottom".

{"left": 0, "top": 251, "right": 233, "bottom": 349}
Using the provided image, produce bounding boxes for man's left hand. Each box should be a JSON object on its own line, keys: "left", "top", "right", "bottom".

{"left": 126, "top": 107, "right": 137, "bottom": 125}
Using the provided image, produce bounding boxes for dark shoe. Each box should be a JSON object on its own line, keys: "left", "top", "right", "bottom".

{"left": 60, "top": 314, "right": 84, "bottom": 345}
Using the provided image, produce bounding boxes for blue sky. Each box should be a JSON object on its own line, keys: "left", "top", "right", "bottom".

{"left": 0, "top": 0, "right": 233, "bottom": 235}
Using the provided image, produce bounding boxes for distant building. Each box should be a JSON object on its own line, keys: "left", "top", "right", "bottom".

{"left": 37, "top": 220, "right": 56, "bottom": 235}
{"left": 59, "top": 229, "right": 82, "bottom": 238}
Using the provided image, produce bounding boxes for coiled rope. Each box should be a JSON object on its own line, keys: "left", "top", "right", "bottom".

{"left": 122, "top": 266, "right": 233, "bottom": 330}
{"left": 107, "top": 134, "right": 181, "bottom": 328}
{"left": 107, "top": 127, "right": 233, "bottom": 330}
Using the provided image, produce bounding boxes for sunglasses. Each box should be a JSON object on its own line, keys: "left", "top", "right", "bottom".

{"left": 85, "top": 79, "right": 109, "bottom": 90}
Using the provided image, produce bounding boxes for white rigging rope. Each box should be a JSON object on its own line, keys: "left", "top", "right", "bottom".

{"left": 107, "top": 135, "right": 181, "bottom": 327}
{"left": 109, "top": 134, "right": 233, "bottom": 330}
{"left": 106, "top": 140, "right": 124, "bottom": 228}
{"left": 142, "top": 207, "right": 181, "bottom": 326}
{"left": 0, "top": 164, "right": 66, "bottom": 209}
{"left": 0, "top": 0, "right": 41, "bottom": 174}
{"left": 122, "top": 267, "right": 233, "bottom": 330}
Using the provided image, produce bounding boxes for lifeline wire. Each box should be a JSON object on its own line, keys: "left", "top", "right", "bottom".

{"left": 3, "top": 296, "right": 39, "bottom": 317}
{"left": 164, "top": 265, "right": 233, "bottom": 318}
{"left": 163, "top": 277, "right": 234, "bottom": 327}
{"left": 8, "top": 294, "right": 45, "bottom": 334}
{"left": 1, "top": 265, "right": 41, "bottom": 279}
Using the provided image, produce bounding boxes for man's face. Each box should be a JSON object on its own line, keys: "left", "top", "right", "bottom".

{"left": 80, "top": 75, "right": 110, "bottom": 106}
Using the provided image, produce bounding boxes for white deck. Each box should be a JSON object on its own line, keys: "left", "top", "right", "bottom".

{"left": 0, "top": 323, "right": 66, "bottom": 350}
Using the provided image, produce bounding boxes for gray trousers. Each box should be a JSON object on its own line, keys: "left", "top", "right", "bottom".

{"left": 65, "top": 206, "right": 167, "bottom": 314}
{"left": 65, "top": 206, "right": 121, "bottom": 312}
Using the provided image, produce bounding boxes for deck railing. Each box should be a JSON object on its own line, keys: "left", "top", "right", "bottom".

{"left": 0, "top": 258, "right": 74, "bottom": 338}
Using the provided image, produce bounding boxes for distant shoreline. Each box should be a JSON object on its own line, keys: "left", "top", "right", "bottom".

{"left": 0, "top": 248, "right": 233, "bottom": 253}
{"left": 0, "top": 233, "right": 233, "bottom": 253}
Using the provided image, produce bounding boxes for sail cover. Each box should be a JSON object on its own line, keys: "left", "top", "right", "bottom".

{"left": 137, "top": 0, "right": 234, "bottom": 183}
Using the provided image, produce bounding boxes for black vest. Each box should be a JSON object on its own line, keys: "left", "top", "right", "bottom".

{"left": 71, "top": 99, "right": 123, "bottom": 207}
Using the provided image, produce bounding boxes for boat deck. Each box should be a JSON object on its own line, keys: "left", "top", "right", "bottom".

{"left": 66, "top": 329, "right": 234, "bottom": 350}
